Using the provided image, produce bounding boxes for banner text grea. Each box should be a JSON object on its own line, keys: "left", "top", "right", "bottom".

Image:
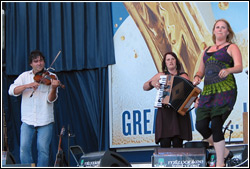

{"left": 122, "top": 109, "right": 157, "bottom": 136}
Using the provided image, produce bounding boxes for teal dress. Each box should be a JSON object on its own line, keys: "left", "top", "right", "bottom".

{"left": 196, "top": 44, "right": 237, "bottom": 122}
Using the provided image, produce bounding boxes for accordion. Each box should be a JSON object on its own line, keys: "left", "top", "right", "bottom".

{"left": 154, "top": 75, "right": 201, "bottom": 116}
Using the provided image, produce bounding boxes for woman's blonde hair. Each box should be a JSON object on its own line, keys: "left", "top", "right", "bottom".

{"left": 212, "top": 19, "right": 236, "bottom": 44}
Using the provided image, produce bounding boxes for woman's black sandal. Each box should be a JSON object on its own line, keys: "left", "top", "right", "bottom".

{"left": 224, "top": 151, "right": 234, "bottom": 165}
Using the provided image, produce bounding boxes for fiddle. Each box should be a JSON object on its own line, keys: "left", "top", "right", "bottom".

{"left": 30, "top": 70, "right": 65, "bottom": 97}
{"left": 33, "top": 70, "right": 65, "bottom": 88}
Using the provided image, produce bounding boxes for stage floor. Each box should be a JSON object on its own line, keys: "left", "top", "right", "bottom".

{"left": 131, "top": 162, "right": 152, "bottom": 167}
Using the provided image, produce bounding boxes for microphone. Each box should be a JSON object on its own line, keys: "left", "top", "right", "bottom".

{"left": 223, "top": 120, "right": 232, "bottom": 134}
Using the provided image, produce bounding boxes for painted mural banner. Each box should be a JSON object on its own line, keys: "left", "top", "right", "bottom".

{"left": 109, "top": 2, "right": 248, "bottom": 148}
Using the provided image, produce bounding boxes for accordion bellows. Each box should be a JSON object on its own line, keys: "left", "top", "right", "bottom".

{"left": 154, "top": 75, "right": 201, "bottom": 116}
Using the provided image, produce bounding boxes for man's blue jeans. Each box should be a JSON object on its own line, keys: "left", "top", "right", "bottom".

{"left": 20, "top": 122, "right": 53, "bottom": 167}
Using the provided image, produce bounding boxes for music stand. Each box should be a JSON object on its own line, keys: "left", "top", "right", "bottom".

{"left": 70, "top": 145, "right": 85, "bottom": 166}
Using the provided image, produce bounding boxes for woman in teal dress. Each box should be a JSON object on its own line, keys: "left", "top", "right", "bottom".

{"left": 193, "top": 19, "right": 243, "bottom": 167}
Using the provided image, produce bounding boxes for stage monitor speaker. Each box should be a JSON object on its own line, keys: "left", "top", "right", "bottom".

{"left": 184, "top": 141, "right": 209, "bottom": 149}
{"left": 100, "top": 150, "right": 132, "bottom": 167}
{"left": 79, "top": 150, "right": 131, "bottom": 167}
{"left": 152, "top": 147, "right": 207, "bottom": 167}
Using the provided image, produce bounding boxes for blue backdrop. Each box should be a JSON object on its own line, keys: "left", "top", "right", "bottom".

{"left": 2, "top": 2, "right": 115, "bottom": 166}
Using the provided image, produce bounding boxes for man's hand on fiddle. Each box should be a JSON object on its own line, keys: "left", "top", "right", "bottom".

{"left": 51, "top": 79, "right": 60, "bottom": 89}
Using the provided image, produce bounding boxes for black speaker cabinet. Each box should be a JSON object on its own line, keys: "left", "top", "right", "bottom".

{"left": 79, "top": 150, "right": 131, "bottom": 167}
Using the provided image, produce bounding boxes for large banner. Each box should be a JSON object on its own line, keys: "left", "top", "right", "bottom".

{"left": 109, "top": 2, "right": 248, "bottom": 148}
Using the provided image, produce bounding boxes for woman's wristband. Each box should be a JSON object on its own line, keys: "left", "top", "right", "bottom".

{"left": 149, "top": 81, "right": 154, "bottom": 88}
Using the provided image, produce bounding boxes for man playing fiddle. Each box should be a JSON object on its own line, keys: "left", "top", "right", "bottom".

{"left": 8, "top": 50, "right": 60, "bottom": 167}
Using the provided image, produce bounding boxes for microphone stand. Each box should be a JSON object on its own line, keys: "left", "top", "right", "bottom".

{"left": 225, "top": 128, "right": 233, "bottom": 144}
{"left": 223, "top": 120, "right": 233, "bottom": 144}
{"left": 67, "top": 124, "right": 75, "bottom": 166}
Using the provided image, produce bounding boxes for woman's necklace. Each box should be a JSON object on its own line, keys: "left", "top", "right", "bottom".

{"left": 215, "top": 42, "right": 227, "bottom": 49}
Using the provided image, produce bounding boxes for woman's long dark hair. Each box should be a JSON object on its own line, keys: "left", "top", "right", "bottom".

{"left": 162, "top": 52, "right": 181, "bottom": 74}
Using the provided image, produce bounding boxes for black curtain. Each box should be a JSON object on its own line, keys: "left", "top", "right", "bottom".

{"left": 2, "top": 2, "right": 115, "bottom": 166}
